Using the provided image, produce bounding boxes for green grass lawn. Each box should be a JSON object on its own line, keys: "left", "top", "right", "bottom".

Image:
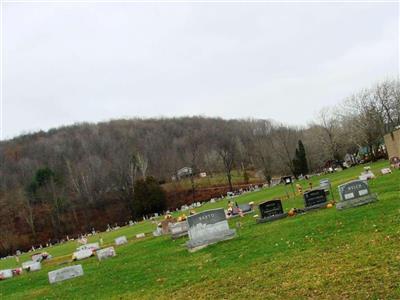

{"left": 1, "top": 160, "right": 399, "bottom": 299}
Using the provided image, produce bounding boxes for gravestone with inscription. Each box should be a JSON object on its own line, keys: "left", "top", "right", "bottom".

{"left": 303, "top": 189, "right": 328, "bottom": 210}
{"left": 186, "top": 208, "right": 236, "bottom": 252}
{"left": 337, "top": 180, "right": 377, "bottom": 210}
{"left": 257, "top": 200, "right": 287, "bottom": 223}
{"left": 96, "top": 247, "right": 116, "bottom": 261}
{"left": 115, "top": 236, "right": 127, "bottom": 245}
{"left": 48, "top": 265, "right": 84, "bottom": 284}
{"left": 169, "top": 221, "right": 189, "bottom": 239}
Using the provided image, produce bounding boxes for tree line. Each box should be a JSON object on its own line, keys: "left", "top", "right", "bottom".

{"left": 0, "top": 78, "right": 398, "bottom": 255}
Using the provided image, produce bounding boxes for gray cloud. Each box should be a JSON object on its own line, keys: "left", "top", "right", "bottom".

{"left": 3, "top": 3, "right": 398, "bottom": 139}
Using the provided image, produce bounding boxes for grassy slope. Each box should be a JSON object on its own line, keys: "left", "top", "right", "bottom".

{"left": 0, "top": 160, "right": 399, "bottom": 299}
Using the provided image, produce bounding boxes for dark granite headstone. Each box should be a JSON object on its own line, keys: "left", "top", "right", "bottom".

{"left": 186, "top": 208, "right": 236, "bottom": 252}
{"left": 337, "top": 180, "right": 377, "bottom": 210}
{"left": 257, "top": 200, "right": 288, "bottom": 223}
{"left": 303, "top": 189, "right": 327, "bottom": 210}
{"left": 282, "top": 176, "right": 292, "bottom": 185}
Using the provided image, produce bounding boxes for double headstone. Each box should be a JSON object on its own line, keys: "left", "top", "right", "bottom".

{"left": 96, "top": 247, "right": 116, "bottom": 261}
{"left": 169, "top": 221, "right": 189, "bottom": 239}
{"left": 303, "top": 189, "right": 328, "bottom": 210}
{"left": 115, "top": 236, "right": 127, "bottom": 245}
{"left": 186, "top": 208, "right": 236, "bottom": 252}
{"left": 48, "top": 265, "right": 84, "bottom": 284}
{"left": 257, "top": 200, "right": 287, "bottom": 223}
{"left": 337, "top": 180, "right": 377, "bottom": 210}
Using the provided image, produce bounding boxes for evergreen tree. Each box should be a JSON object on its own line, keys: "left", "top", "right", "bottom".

{"left": 292, "top": 140, "right": 309, "bottom": 177}
{"left": 132, "top": 176, "right": 166, "bottom": 218}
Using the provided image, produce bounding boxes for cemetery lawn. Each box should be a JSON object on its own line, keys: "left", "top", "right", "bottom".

{"left": 1, "top": 160, "right": 399, "bottom": 299}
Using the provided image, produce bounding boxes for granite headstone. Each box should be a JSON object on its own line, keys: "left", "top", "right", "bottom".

{"left": 303, "top": 189, "right": 328, "bottom": 210}
{"left": 337, "top": 180, "right": 377, "bottom": 210}
{"left": 186, "top": 208, "right": 236, "bottom": 252}
{"left": 257, "top": 200, "right": 287, "bottom": 223}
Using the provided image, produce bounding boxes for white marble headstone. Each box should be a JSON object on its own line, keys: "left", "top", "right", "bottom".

{"left": 96, "top": 247, "right": 116, "bottom": 261}
{"left": 0, "top": 269, "right": 13, "bottom": 279}
{"left": 73, "top": 249, "right": 93, "bottom": 261}
{"left": 115, "top": 236, "right": 128, "bottom": 245}
{"left": 22, "top": 260, "right": 41, "bottom": 271}
{"left": 48, "top": 265, "right": 84, "bottom": 284}
{"left": 136, "top": 233, "right": 145, "bottom": 239}
{"left": 76, "top": 243, "right": 99, "bottom": 251}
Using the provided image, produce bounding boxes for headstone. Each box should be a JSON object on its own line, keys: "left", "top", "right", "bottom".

{"left": 136, "top": 233, "right": 145, "bottom": 239}
{"left": 96, "top": 247, "right": 116, "bottom": 261}
{"left": 303, "top": 189, "right": 328, "bottom": 210}
{"left": 282, "top": 176, "right": 292, "bottom": 185}
{"left": 257, "top": 200, "right": 288, "bottom": 223}
{"left": 186, "top": 208, "right": 236, "bottom": 252}
{"left": 31, "top": 253, "right": 44, "bottom": 262}
{"left": 72, "top": 249, "right": 93, "bottom": 261}
{"left": 76, "top": 243, "right": 99, "bottom": 252}
{"left": 169, "top": 221, "right": 189, "bottom": 239}
{"left": 319, "top": 179, "right": 330, "bottom": 189}
{"left": 22, "top": 260, "right": 41, "bottom": 272}
{"left": 153, "top": 227, "right": 162, "bottom": 237}
{"left": 337, "top": 180, "right": 378, "bottom": 210}
{"left": 161, "top": 218, "right": 176, "bottom": 235}
{"left": 380, "top": 168, "right": 392, "bottom": 175}
{"left": 359, "top": 170, "right": 375, "bottom": 181}
{"left": 0, "top": 269, "right": 13, "bottom": 280}
{"left": 48, "top": 265, "right": 84, "bottom": 284}
{"left": 115, "top": 236, "right": 128, "bottom": 245}
{"left": 230, "top": 203, "right": 253, "bottom": 217}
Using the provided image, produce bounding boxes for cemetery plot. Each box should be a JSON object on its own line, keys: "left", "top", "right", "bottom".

{"left": 257, "top": 200, "right": 288, "bottom": 223}
{"left": 115, "top": 236, "right": 128, "bottom": 245}
{"left": 337, "top": 180, "right": 378, "bottom": 210}
{"left": 303, "top": 189, "right": 328, "bottom": 211}
{"left": 48, "top": 265, "right": 84, "bottom": 284}
{"left": 186, "top": 208, "right": 236, "bottom": 252}
{"left": 96, "top": 247, "right": 116, "bottom": 261}
{"left": 169, "top": 221, "right": 189, "bottom": 239}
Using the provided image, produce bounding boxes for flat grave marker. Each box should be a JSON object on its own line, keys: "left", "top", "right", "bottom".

{"left": 257, "top": 200, "right": 288, "bottom": 223}
{"left": 186, "top": 208, "right": 236, "bottom": 252}
{"left": 337, "top": 180, "right": 377, "bottom": 210}
{"left": 48, "top": 265, "right": 84, "bottom": 284}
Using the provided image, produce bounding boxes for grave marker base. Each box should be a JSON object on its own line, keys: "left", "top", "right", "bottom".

{"left": 304, "top": 202, "right": 328, "bottom": 211}
{"left": 336, "top": 194, "right": 377, "bottom": 210}
{"left": 257, "top": 213, "right": 288, "bottom": 223}
{"left": 186, "top": 229, "right": 236, "bottom": 252}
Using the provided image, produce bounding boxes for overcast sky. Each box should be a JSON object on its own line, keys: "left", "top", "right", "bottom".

{"left": 2, "top": 2, "right": 399, "bottom": 140}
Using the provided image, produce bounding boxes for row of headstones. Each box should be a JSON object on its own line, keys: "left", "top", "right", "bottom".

{"left": 184, "top": 179, "right": 378, "bottom": 252}
{"left": 49, "top": 246, "right": 117, "bottom": 284}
